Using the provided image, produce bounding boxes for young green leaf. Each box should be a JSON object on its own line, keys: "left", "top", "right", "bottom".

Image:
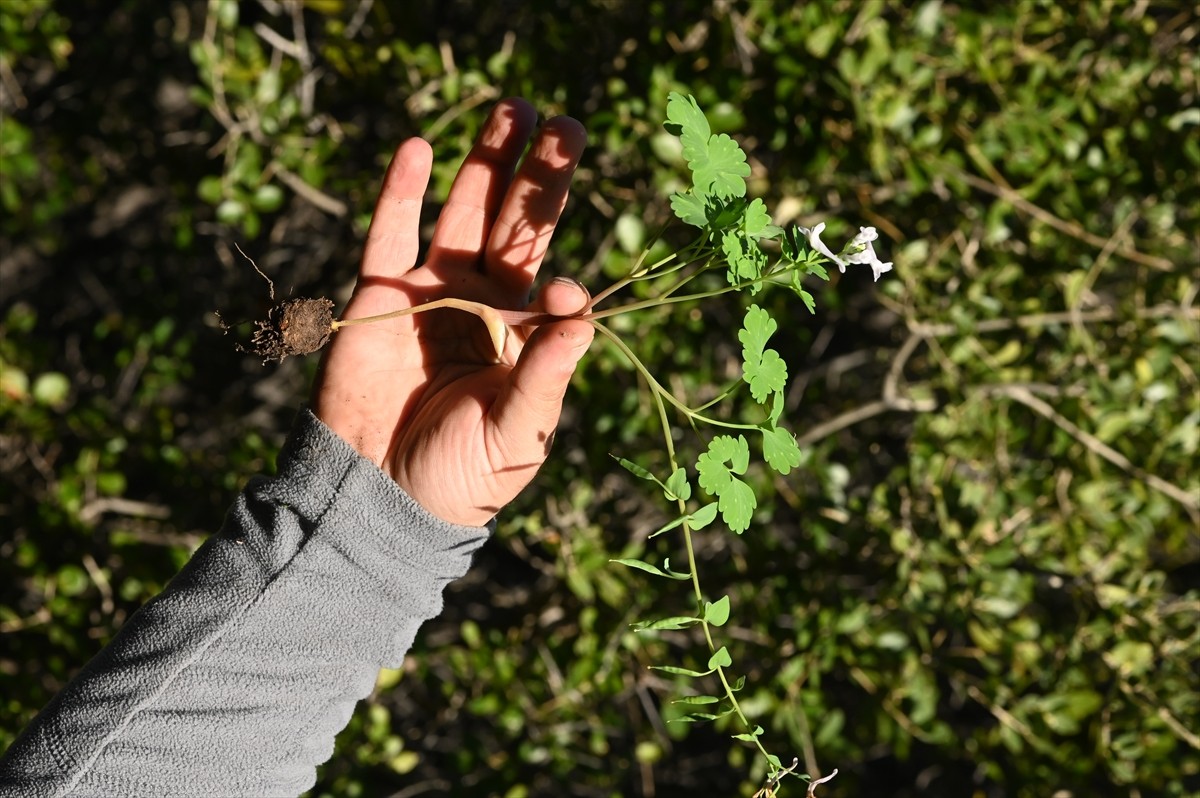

{"left": 798, "top": 287, "right": 817, "bottom": 314}
{"left": 704, "top": 595, "right": 731, "bottom": 627}
{"left": 739, "top": 305, "right": 788, "bottom": 402}
{"left": 610, "top": 558, "right": 692, "bottom": 580}
{"left": 744, "top": 347, "right": 787, "bottom": 403}
{"left": 769, "top": 390, "right": 786, "bottom": 426}
{"left": 665, "top": 92, "right": 711, "bottom": 164}
{"left": 742, "top": 198, "right": 771, "bottom": 237}
{"left": 665, "top": 92, "right": 749, "bottom": 200}
{"left": 707, "top": 646, "right": 733, "bottom": 669}
{"left": 718, "top": 480, "right": 755, "bottom": 532}
{"left": 806, "top": 259, "right": 830, "bottom": 281}
{"left": 695, "top": 133, "right": 750, "bottom": 199}
{"left": 762, "top": 425, "right": 802, "bottom": 475}
{"left": 670, "top": 191, "right": 708, "bottom": 227}
{"left": 738, "top": 305, "right": 777, "bottom": 357}
{"left": 665, "top": 466, "right": 692, "bottom": 501}
{"left": 781, "top": 225, "right": 804, "bottom": 263}
{"left": 721, "top": 231, "right": 767, "bottom": 291}
{"left": 696, "top": 435, "right": 756, "bottom": 533}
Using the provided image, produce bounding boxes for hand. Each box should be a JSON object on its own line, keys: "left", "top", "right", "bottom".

{"left": 312, "top": 99, "right": 593, "bottom": 526}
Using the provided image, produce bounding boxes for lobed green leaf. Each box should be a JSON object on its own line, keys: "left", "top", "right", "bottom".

{"left": 762, "top": 425, "right": 802, "bottom": 475}
{"left": 692, "top": 133, "right": 750, "bottom": 199}
{"left": 696, "top": 436, "right": 756, "bottom": 532}
{"left": 738, "top": 305, "right": 777, "bottom": 358}
{"left": 669, "top": 191, "right": 708, "bottom": 227}
{"left": 744, "top": 348, "right": 787, "bottom": 403}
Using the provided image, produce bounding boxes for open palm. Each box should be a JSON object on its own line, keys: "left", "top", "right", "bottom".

{"left": 312, "top": 99, "right": 593, "bottom": 526}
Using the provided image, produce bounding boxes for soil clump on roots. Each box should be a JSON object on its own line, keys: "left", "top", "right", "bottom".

{"left": 240, "top": 297, "right": 335, "bottom": 363}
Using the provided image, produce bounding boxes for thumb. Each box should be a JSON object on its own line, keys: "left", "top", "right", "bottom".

{"left": 488, "top": 317, "right": 593, "bottom": 465}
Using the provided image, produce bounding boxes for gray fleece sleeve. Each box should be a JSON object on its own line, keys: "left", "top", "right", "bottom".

{"left": 0, "top": 408, "right": 491, "bottom": 798}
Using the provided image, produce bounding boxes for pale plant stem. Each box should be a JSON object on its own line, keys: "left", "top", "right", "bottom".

{"left": 586, "top": 260, "right": 807, "bottom": 322}
{"left": 590, "top": 251, "right": 679, "bottom": 307}
{"left": 590, "top": 324, "right": 760, "bottom": 432}
{"left": 590, "top": 231, "right": 708, "bottom": 308}
{"left": 693, "top": 380, "right": 744, "bottom": 413}
{"left": 589, "top": 275, "right": 639, "bottom": 309}
{"left": 327, "top": 259, "right": 809, "bottom": 333}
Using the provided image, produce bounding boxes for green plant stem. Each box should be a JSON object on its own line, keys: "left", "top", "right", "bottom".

{"left": 586, "top": 260, "right": 807, "bottom": 322}
{"left": 590, "top": 323, "right": 760, "bottom": 433}
{"left": 590, "top": 231, "right": 709, "bottom": 308}
{"left": 647, "top": 340, "right": 779, "bottom": 777}
{"left": 693, "top": 379, "right": 745, "bottom": 414}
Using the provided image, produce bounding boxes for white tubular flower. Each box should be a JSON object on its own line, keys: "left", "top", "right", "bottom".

{"left": 799, "top": 222, "right": 847, "bottom": 272}
{"left": 841, "top": 226, "right": 894, "bottom": 282}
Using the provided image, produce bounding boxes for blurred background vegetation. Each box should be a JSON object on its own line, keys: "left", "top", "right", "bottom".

{"left": 1, "top": 1, "right": 1197, "bottom": 796}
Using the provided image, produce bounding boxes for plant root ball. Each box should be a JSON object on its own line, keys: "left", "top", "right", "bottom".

{"left": 248, "top": 297, "right": 335, "bottom": 362}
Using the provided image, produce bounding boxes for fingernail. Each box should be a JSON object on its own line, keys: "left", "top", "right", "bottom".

{"left": 550, "top": 276, "right": 587, "bottom": 294}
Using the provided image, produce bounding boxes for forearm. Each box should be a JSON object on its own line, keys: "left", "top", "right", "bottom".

{"left": 0, "top": 409, "right": 490, "bottom": 798}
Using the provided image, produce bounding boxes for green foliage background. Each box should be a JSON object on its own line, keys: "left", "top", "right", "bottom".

{"left": 1, "top": 1, "right": 1197, "bottom": 796}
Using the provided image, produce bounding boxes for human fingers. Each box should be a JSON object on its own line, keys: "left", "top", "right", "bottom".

{"left": 510, "top": 276, "right": 590, "bottom": 350}
{"left": 527, "top": 276, "right": 591, "bottom": 316}
{"left": 487, "top": 315, "right": 593, "bottom": 471}
{"left": 485, "top": 116, "right": 587, "bottom": 295}
{"left": 359, "top": 138, "right": 433, "bottom": 280}
{"left": 426, "top": 99, "right": 538, "bottom": 273}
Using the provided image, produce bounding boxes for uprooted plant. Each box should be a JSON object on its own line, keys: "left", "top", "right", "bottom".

{"left": 227, "top": 92, "right": 887, "bottom": 794}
